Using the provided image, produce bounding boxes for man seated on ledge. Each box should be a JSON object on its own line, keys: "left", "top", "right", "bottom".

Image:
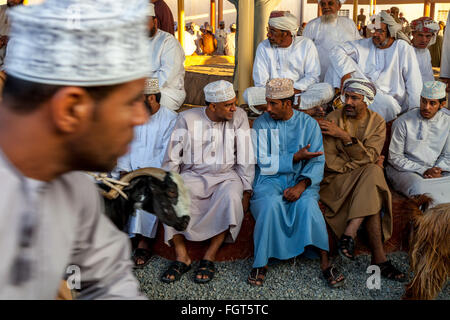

{"left": 318, "top": 78, "right": 406, "bottom": 282}
{"left": 161, "top": 80, "right": 255, "bottom": 284}
{"left": 386, "top": 81, "right": 450, "bottom": 206}
{"left": 249, "top": 78, "right": 345, "bottom": 288}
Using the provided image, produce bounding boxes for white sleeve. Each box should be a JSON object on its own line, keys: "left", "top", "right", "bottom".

{"left": 69, "top": 179, "right": 146, "bottom": 300}
{"left": 388, "top": 119, "right": 428, "bottom": 175}
{"left": 440, "top": 14, "right": 450, "bottom": 78}
{"left": 252, "top": 43, "right": 270, "bottom": 87}
{"left": 329, "top": 41, "right": 360, "bottom": 78}
{"left": 295, "top": 39, "right": 320, "bottom": 91}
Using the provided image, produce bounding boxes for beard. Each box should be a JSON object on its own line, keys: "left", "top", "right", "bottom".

{"left": 343, "top": 104, "right": 357, "bottom": 118}
{"left": 320, "top": 13, "right": 338, "bottom": 24}
{"left": 149, "top": 25, "right": 157, "bottom": 38}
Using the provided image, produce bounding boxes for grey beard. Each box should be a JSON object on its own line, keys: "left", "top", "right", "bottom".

{"left": 320, "top": 13, "right": 338, "bottom": 24}
{"left": 374, "top": 37, "right": 390, "bottom": 48}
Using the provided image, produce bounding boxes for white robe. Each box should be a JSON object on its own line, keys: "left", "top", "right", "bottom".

{"left": 0, "top": 150, "right": 144, "bottom": 299}
{"left": 386, "top": 108, "right": 450, "bottom": 206}
{"left": 0, "top": 5, "right": 9, "bottom": 70}
{"left": 183, "top": 31, "right": 196, "bottom": 56}
{"left": 302, "top": 16, "right": 361, "bottom": 81}
{"left": 414, "top": 47, "right": 435, "bottom": 83}
{"left": 252, "top": 36, "right": 320, "bottom": 92}
{"left": 114, "top": 106, "right": 177, "bottom": 239}
{"left": 162, "top": 107, "right": 255, "bottom": 245}
{"left": 224, "top": 32, "right": 235, "bottom": 56}
{"left": 148, "top": 30, "right": 186, "bottom": 111}
{"left": 440, "top": 13, "right": 450, "bottom": 79}
{"left": 215, "top": 29, "right": 227, "bottom": 55}
{"left": 325, "top": 38, "right": 423, "bottom": 122}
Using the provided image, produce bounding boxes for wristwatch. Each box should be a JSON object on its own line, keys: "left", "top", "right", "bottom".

{"left": 344, "top": 137, "right": 357, "bottom": 147}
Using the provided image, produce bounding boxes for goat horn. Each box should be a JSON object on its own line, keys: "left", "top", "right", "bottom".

{"left": 102, "top": 167, "right": 167, "bottom": 200}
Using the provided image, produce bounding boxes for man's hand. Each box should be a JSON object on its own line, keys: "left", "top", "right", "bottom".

{"left": 317, "top": 119, "right": 352, "bottom": 144}
{"left": 376, "top": 155, "right": 385, "bottom": 168}
{"left": 242, "top": 190, "right": 252, "bottom": 214}
{"left": 423, "top": 167, "right": 442, "bottom": 179}
{"left": 283, "top": 180, "right": 308, "bottom": 202}
{"left": 293, "top": 144, "right": 323, "bottom": 163}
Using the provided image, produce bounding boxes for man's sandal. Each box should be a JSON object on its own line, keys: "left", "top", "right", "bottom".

{"left": 132, "top": 248, "right": 152, "bottom": 269}
{"left": 247, "top": 267, "right": 268, "bottom": 287}
{"left": 322, "top": 266, "right": 346, "bottom": 288}
{"left": 161, "top": 261, "right": 191, "bottom": 283}
{"left": 338, "top": 234, "right": 355, "bottom": 261}
{"left": 194, "top": 259, "right": 216, "bottom": 284}
{"left": 376, "top": 260, "right": 407, "bottom": 282}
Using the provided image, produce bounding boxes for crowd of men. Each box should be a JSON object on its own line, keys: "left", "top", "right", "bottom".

{"left": 0, "top": 0, "right": 448, "bottom": 299}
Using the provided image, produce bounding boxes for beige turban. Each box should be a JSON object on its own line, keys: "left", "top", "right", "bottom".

{"left": 266, "top": 78, "right": 294, "bottom": 100}
{"left": 268, "top": 11, "right": 299, "bottom": 36}
{"left": 144, "top": 78, "right": 159, "bottom": 95}
{"left": 368, "top": 11, "right": 411, "bottom": 44}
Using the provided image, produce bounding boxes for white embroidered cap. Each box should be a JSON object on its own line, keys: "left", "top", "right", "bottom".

{"left": 266, "top": 78, "right": 294, "bottom": 100}
{"left": 148, "top": 2, "right": 155, "bottom": 17}
{"left": 144, "top": 78, "right": 159, "bottom": 95}
{"left": 421, "top": 81, "right": 447, "bottom": 100}
{"left": 204, "top": 80, "right": 236, "bottom": 103}
{"left": 299, "top": 83, "right": 334, "bottom": 110}
{"left": 5, "top": 0, "right": 150, "bottom": 86}
{"left": 244, "top": 86, "right": 267, "bottom": 115}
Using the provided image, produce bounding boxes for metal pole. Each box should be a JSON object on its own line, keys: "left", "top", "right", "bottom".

{"left": 237, "top": 0, "right": 254, "bottom": 105}
{"left": 353, "top": 0, "right": 358, "bottom": 24}
{"left": 211, "top": 0, "right": 216, "bottom": 34}
{"left": 177, "top": 0, "right": 185, "bottom": 49}
{"left": 218, "top": 0, "right": 223, "bottom": 24}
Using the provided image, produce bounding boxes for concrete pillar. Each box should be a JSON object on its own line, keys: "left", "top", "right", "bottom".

{"left": 430, "top": 2, "right": 435, "bottom": 20}
{"left": 353, "top": 0, "right": 358, "bottom": 24}
{"left": 370, "top": 0, "right": 373, "bottom": 16}
{"left": 237, "top": 0, "right": 254, "bottom": 104}
{"left": 424, "top": 1, "right": 431, "bottom": 17}
{"left": 218, "top": 0, "right": 223, "bottom": 24}
{"left": 211, "top": 0, "right": 216, "bottom": 34}
{"left": 373, "top": 0, "right": 376, "bottom": 15}
{"left": 177, "top": 0, "right": 185, "bottom": 49}
{"left": 317, "top": 4, "right": 322, "bottom": 17}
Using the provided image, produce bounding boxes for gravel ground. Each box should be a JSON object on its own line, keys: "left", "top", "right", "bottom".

{"left": 134, "top": 251, "right": 449, "bottom": 300}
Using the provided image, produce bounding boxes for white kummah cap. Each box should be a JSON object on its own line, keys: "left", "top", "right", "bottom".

{"left": 244, "top": 87, "right": 266, "bottom": 115}
{"left": 266, "top": 78, "right": 295, "bottom": 100}
{"left": 148, "top": 2, "right": 155, "bottom": 17}
{"left": 144, "top": 78, "right": 160, "bottom": 95}
{"left": 299, "top": 83, "right": 334, "bottom": 110}
{"left": 421, "top": 81, "right": 446, "bottom": 100}
{"left": 5, "top": 0, "right": 150, "bottom": 87}
{"left": 204, "top": 80, "right": 236, "bottom": 103}
{"left": 268, "top": 11, "right": 299, "bottom": 36}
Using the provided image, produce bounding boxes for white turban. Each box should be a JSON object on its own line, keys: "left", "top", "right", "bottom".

{"left": 5, "top": 0, "right": 150, "bottom": 86}
{"left": 367, "top": 11, "right": 411, "bottom": 44}
{"left": 268, "top": 11, "right": 299, "bottom": 36}
{"left": 299, "top": 83, "right": 334, "bottom": 110}
{"left": 204, "top": 80, "right": 236, "bottom": 103}
{"left": 341, "top": 78, "right": 377, "bottom": 106}
{"left": 148, "top": 3, "right": 155, "bottom": 17}
{"left": 244, "top": 87, "right": 266, "bottom": 115}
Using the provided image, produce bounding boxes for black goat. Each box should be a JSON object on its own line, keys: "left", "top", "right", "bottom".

{"left": 94, "top": 168, "right": 190, "bottom": 233}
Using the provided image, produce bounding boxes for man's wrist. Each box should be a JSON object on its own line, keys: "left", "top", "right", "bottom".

{"left": 341, "top": 133, "right": 353, "bottom": 145}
